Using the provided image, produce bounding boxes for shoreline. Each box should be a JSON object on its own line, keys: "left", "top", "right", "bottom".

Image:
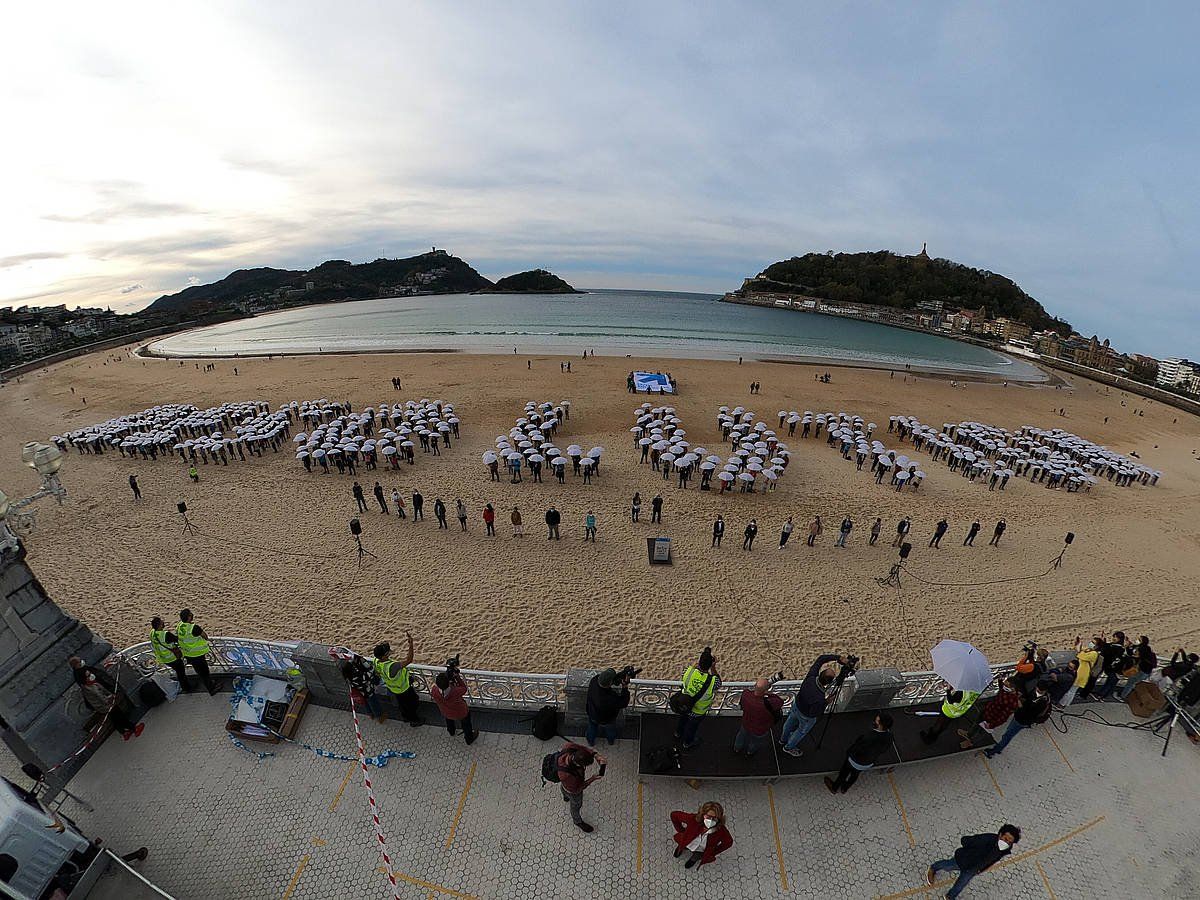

{"left": 134, "top": 339, "right": 1047, "bottom": 385}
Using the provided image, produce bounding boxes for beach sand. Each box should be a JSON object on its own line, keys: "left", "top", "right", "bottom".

{"left": 3, "top": 346, "right": 1199, "bottom": 680}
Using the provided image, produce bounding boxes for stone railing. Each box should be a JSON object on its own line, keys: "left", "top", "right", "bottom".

{"left": 120, "top": 637, "right": 1019, "bottom": 713}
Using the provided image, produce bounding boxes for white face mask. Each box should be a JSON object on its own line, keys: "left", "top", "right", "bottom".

{"left": 703, "top": 817, "right": 718, "bottom": 829}
{"left": 997, "top": 839, "right": 1011, "bottom": 851}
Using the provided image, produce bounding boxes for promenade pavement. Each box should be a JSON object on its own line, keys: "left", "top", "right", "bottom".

{"left": 49, "top": 693, "right": 1200, "bottom": 899}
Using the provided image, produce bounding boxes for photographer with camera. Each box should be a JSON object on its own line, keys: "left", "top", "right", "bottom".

{"left": 432, "top": 654, "right": 476, "bottom": 744}
{"left": 547, "top": 741, "right": 607, "bottom": 833}
{"left": 672, "top": 647, "right": 721, "bottom": 749}
{"left": 780, "top": 653, "right": 853, "bottom": 757}
{"left": 734, "top": 674, "right": 785, "bottom": 757}
{"left": 1012, "top": 642, "right": 1050, "bottom": 696}
{"left": 586, "top": 667, "right": 634, "bottom": 747}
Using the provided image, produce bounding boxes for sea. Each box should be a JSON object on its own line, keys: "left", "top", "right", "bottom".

{"left": 146, "top": 289, "right": 1044, "bottom": 380}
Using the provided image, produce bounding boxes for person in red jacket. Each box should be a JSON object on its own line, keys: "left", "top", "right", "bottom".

{"left": 670, "top": 801, "right": 733, "bottom": 869}
{"left": 482, "top": 503, "right": 496, "bottom": 536}
{"left": 432, "top": 668, "right": 477, "bottom": 744}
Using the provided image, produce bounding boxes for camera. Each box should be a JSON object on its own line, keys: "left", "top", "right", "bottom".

{"left": 842, "top": 654, "right": 861, "bottom": 671}
{"left": 616, "top": 665, "right": 642, "bottom": 681}
{"left": 445, "top": 654, "right": 461, "bottom": 674}
{"left": 1022, "top": 640, "right": 1039, "bottom": 654}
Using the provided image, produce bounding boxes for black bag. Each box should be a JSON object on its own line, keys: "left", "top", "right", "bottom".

{"left": 532, "top": 705, "right": 558, "bottom": 741}
{"left": 764, "top": 695, "right": 783, "bottom": 726}
{"left": 646, "top": 746, "right": 681, "bottom": 774}
{"left": 541, "top": 751, "right": 564, "bottom": 785}
{"left": 669, "top": 672, "right": 714, "bottom": 716}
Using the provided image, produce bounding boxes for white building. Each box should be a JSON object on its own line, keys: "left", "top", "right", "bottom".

{"left": 1156, "top": 357, "right": 1199, "bottom": 388}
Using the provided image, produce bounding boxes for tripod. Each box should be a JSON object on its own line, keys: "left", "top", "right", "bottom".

{"left": 179, "top": 511, "right": 197, "bottom": 536}
{"left": 354, "top": 535, "right": 377, "bottom": 567}
{"left": 878, "top": 562, "right": 902, "bottom": 588}
{"left": 813, "top": 660, "right": 858, "bottom": 751}
{"left": 1052, "top": 546, "right": 1068, "bottom": 569}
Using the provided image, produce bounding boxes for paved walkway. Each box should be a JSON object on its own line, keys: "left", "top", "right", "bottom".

{"left": 51, "top": 694, "right": 1199, "bottom": 899}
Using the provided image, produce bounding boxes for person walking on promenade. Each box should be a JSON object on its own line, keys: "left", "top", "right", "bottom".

{"left": 631, "top": 492, "right": 641, "bottom": 522}
{"left": 432, "top": 667, "right": 476, "bottom": 744}
{"left": 781, "top": 653, "right": 845, "bottom": 757}
{"left": 373, "top": 633, "right": 422, "bottom": 726}
{"left": 175, "top": 609, "right": 217, "bottom": 695}
{"left": 742, "top": 519, "right": 758, "bottom": 550}
{"left": 712, "top": 515, "right": 725, "bottom": 547}
{"left": 391, "top": 488, "right": 406, "bottom": 519}
{"left": 434, "top": 497, "right": 448, "bottom": 529}
{"left": 651, "top": 493, "right": 664, "bottom": 524}
{"left": 963, "top": 520, "right": 981, "bottom": 547}
{"left": 128, "top": 474, "right": 141, "bottom": 501}
{"left": 1120, "top": 636, "right": 1157, "bottom": 700}
{"left": 892, "top": 516, "right": 911, "bottom": 547}
{"left": 988, "top": 518, "right": 1006, "bottom": 546}
{"left": 835, "top": 516, "right": 853, "bottom": 548}
{"left": 825, "top": 713, "right": 893, "bottom": 793}
{"left": 551, "top": 742, "right": 606, "bottom": 833}
{"left": 483, "top": 503, "right": 495, "bottom": 536}
{"left": 455, "top": 498, "right": 468, "bottom": 531}
{"left": 341, "top": 651, "right": 385, "bottom": 722}
{"left": 930, "top": 517, "right": 949, "bottom": 548}
{"left": 511, "top": 505, "right": 523, "bottom": 536}
{"left": 779, "top": 517, "right": 794, "bottom": 548}
{"left": 586, "top": 667, "right": 630, "bottom": 746}
{"left": 808, "top": 515, "right": 822, "bottom": 547}
{"left": 584, "top": 510, "right": 597, "bottom": 542}
{"left": 733, "top": 677, "right": 784, "bottom": 756}
{"left": 352, "top": 481, "right": 367, "bottom": 513}
{"left": 674, "top": 647, "right": 720, "bottom": 749}
{"left": 546, "top": 505, "right": 561, "bottom": 540}
{"left": 869, "top": 518, "right": 882, "bottom": 546}
{"left": 411, "top": 490, "right": 424, "bottom": 521}
{"left": 373, "top": 481, "right": 388, "bottom": 514}
{"left": 927, "top": 825, "right": 1021, "bottom": 898}
{"left": 149, "top": 616, "right": 188, "bottom": 691}
{"left": 985, "top": 683, "right": 1051, "bottom": 758}
{"left": 670, "top": 802, "right": 733, "bottom": 870}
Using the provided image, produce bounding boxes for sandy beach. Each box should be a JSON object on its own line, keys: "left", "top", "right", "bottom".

{"left": 3, "top": 345, "right": 1199, "bottom": 680}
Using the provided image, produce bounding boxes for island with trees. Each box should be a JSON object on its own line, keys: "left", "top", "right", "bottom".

{"left": 476, "top": 269, "right": 582, "bottom": 294}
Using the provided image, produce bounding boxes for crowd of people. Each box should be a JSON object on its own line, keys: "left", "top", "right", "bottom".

{"left": 483, "top": 399, "right": 595, "bottom": 485}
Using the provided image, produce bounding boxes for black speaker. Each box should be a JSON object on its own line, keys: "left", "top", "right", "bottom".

{"left": 350, "top": 518, "right": 362, "bottom": 536}
{"left": 177, "top": 501, "right": 187, "bottom": 514}
{"left": 1065, "top": 532, "right": 1075, "bottom": 545}
{"left": 899, "top": 542, "right": 912, "bottom": 559}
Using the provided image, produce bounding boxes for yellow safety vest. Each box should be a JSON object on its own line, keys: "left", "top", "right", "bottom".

{"left": 175, "top": 621, "right": 210, "bottom": 658}
{"left": 149, "top": 629, "right": 179, "bottom": 664}
{"left": 374, "top": 658, "right": 411, "bottom": 694}
{"left": 941, "top": 690, "right": 979, "bottom": 719}
{"left": 681, "top": 666, "right": 717, "bottom": 715}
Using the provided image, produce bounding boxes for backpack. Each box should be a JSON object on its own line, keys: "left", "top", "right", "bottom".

{"left": 532, "top": 705, "right": 558, "bottom": 741}
{"left": 541, "top": 751, "right": 565, "bottom": 785}
{"left": 646, "top": 746, "right": 681, "bottom": 774}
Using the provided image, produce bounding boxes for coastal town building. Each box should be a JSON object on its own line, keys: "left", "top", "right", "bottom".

{"left": 1156, "top": 357, "right": 1200, "bottom": 390}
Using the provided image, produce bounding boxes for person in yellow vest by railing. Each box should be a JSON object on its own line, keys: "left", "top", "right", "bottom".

{"left": 373, "top": 632, "right": 422, "bottom": 726}
{"left": 673, "top": 646, "right": 721, "bottom": 750}
{"left": 149, "top": 616, "right": 189, "bottom": 691}
{"left": 919, "top": 687, "right": 980, "bottom": 745}
{"left": 175, "top": 609, "right": 217, "bottom": 695}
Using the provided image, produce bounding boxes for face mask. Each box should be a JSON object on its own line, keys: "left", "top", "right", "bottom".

{"left": 997, "top": 839, "right": 1011, "bottom": 851}
{"left": 703, "top": 817, "right": 718, "bottom": 829}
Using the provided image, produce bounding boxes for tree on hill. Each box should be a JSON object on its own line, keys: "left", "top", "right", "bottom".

{"left": 479, "top": 269, "right": 581, "bottom": 293}
{"left": 744, "top": 250, "right": 1069, "bottom": 334}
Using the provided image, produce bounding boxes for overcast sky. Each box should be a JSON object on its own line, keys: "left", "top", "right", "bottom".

{"left": 2, "top": 3, "right": 1196, "bottom": 357}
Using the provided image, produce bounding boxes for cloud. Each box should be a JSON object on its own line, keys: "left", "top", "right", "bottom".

{"left": 0, "top": 251, "right": 66, "bottom": 268}
{"left": 119, "top": 282, "right": 142, "bottom": 294}
{"left": 186, "top": 276, "right": 201, "bottom": 286}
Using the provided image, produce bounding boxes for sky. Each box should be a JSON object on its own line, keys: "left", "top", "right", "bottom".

{"left": 1, "top": 2, "right": 1196, "bottom": 358}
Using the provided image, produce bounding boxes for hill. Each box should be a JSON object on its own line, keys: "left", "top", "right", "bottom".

{"left": 737, "top": 249, "right": 1070, "bottom": 333}
{"left": 477, "top": 269, "right": 581, "bottom": 294}
{"left": 145, "top": 251, "right": 492, "bottom": 317}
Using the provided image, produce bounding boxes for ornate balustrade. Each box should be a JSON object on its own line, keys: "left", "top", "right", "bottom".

{"left": 120, "top": 638, "right": 1019, "bottom": 713}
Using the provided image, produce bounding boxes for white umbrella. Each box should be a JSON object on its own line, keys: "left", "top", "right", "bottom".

{"left": 529, "top": 454, "right": 545, "bottom": 463}
{"left": 930, "top": 640, "right": 992, "bottom": 693}
{"left": 482, "top": 450, "right": 498, "bottom": 463}
{"left": 552, "top": 456, "right": 569, "bottom": 466}
{"left": 699, "top": 461, "right": 716, "bottom": 471}
{"left": 718, "top": 471, "right": 735, "bottom": 482}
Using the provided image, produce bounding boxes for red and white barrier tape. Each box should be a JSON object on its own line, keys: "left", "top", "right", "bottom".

{"left": 42, "top": 655, "right": 127, "bottom": 780}
{"left": 330, "top": 646, "right": 402, "bottom": 900}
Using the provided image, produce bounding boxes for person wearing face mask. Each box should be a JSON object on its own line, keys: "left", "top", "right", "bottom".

{"left": 670, "top": 801, "right": 733, "bottom": 870}
{"left": 926, "top": 824, "right": 1021, "bottom": 898}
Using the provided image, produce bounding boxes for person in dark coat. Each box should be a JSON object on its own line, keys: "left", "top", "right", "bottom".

{"left": 352, "top": 481, "right": 367, "bottom": 513}
{"left": 711, "top": 515, "right": 725, "bottom": 547}
{"left": 433, "top": 498, "right": 448, "bottom": 529}
{"left": 825, "top": 713, "right": 893, "bottom": 793}
{"left": 930, "top": 518, "right": 949, "bottom": 548}
{"left": 585, "top": 668, "right": 631, "bottom": 746}
{"left": 545, "top": 506, "right": 562, "bottom": 539}
{"left": 927, "top": 824, "right": 1021, "bottom": 898}
{"left": 411, "top": 490, "right": 424, "bottom": 521}
{"left": 670, "top": 801, "right": 733, "bottom": 869}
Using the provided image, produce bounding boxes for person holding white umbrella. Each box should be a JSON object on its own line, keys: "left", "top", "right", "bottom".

{"left": 920, "top": 639, "right": 989, "bottom": 745}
